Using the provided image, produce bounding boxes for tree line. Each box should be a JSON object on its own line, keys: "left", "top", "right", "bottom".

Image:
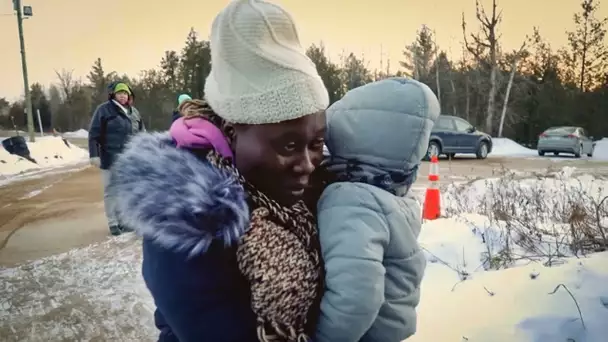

{"left": 1, "top": 0, "right": 607, "bottom": 147}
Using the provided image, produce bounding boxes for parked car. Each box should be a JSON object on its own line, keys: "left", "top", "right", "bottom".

{"left": 537, "top": 126, "right": 595, "bottom": 158}
{"left": 426, "top": 115, "right": 493, "bottom": 160}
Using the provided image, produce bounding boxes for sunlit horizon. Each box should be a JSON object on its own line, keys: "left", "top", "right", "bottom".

{"left": 0, "top": 0, "right": 604, "bottom": 101}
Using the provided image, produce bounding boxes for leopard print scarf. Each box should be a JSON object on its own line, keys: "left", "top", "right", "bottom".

{"left": 206, "top": 151, "right": 323, "bottom": 342}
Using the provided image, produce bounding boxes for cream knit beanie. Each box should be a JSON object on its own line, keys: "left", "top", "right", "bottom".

{"left": 204, "top": 0, "right": 329, "bottom": 125}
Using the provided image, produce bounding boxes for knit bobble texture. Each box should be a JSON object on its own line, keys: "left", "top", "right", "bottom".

{"left": 204, "top": 0, "right": 329, "bottom": 125}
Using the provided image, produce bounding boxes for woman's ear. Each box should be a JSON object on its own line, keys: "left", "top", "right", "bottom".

{"left": 222, "top": 122, "right": 236, "bottom": 148}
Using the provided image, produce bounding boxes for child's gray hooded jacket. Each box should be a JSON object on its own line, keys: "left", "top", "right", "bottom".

{"left": 316, "top": 78, "right": 440, "bottom": 342}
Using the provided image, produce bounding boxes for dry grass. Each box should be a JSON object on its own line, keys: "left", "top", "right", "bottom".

{"left": 442, "top": 167, "right": 608, "bottom": 270}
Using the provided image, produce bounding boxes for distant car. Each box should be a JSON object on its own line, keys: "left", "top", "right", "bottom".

{"left": 426, "top": 115, "right": 493, "bottom": 160}
{"left": 537, "top": 126, "right": 595, "bottom": 158}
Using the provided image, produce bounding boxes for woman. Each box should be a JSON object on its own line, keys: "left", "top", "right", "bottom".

{"left": 107, "top": 0, "right": 329, "bottom": 341}
{"left": 88, "top": 81, "right": 144, "bottom": 236}
{"left": 171, "top": 93, "right": 191, "bottom": 124}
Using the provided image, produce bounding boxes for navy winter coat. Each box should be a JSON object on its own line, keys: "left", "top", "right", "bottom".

{"left": 88, "top": 101, "right": 144, "bottom": 169}
{"left": 171, "top": 110, "right": 181, "bottom": 124}
{"left": 106, "top": 133, "right": 258, "bottom": 342}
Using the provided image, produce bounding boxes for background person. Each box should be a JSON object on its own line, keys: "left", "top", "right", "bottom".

{"left": 88, "top": 82, "right": 144, "bottom": 236}
{"left": 172, "top": 93, "right": 192, "bottom": 123}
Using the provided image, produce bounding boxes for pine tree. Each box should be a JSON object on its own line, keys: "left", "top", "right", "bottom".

{"left": 564, "top": 0, "right": 608, "bottom": 91}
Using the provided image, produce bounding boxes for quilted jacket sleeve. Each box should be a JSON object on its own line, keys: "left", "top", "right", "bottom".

{"left": 315, "top": 182, "right": 390, "bottom": 342}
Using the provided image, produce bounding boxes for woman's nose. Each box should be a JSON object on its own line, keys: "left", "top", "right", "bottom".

{"left": 294, "top": 149, "right": 315, "bottom": 175}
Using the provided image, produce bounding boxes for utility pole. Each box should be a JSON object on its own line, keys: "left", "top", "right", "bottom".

{"left": 13, "top": 0, "right": 35, "bottom": 142}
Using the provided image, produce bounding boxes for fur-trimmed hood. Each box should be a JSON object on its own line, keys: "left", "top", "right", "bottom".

{"left": 106, "top": 132, "right": 249, "bottom": 258}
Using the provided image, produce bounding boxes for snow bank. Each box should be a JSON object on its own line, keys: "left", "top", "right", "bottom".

{"left": 0, "top": 148, "right": 30, "bottom": 175}
{"left": 593, "top": 138, "right": 608, "bottom": 161}
{"left": 443, "top": 166, "right": 608, "bottom": 215}
{"left": 1, "top": 168, "right": 607, "bottom": 341}
{"left": 491, "top": 137, "right": 608, "bottom": 161}
{"left": 63, "top": 129, "right": 88, "bottom": 139}
{"left": 442, "top": 167, "right": 608, "bottom": 259}
{"left": 415, "top": 237, "right": 608, "bottom": 341}
{"left": 0, "top": 136, "right": 88, "bottom": 179}
{"left": 492, "top": 137, "right": 537, "bottom": 157}
{"left": 414, "top": 168, "right": 608, "bottom": 341}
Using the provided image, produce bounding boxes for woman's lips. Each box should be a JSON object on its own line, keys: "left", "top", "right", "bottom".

{"left": 290, "top": 188, "right": 305, "bottom": 196}
{"left": 286, "top": 183, "right": 307, "bottom": 197}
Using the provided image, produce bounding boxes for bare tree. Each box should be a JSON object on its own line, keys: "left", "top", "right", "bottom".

{"left": 497, "top": 40, "right": 528, "bottom": 137}
{"left": 459, "top": 40, "right": 472, "bottom": 121}
{"left": 53, "top": 69, "right": 93, "bottom": 130}
{"left": 462, "top": 0, "right": 502, "bottom": 134}
{"left": 433, "top": 29, "right": 442, "bottom": 110}
{"left": 446, "top": 41, "right": 459, "bottom": 116}
{"left": 54, "top": 69, "right": 75, "bottom": 103}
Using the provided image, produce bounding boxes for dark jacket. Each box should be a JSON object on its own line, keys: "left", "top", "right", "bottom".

{"left": 88, "top": 101, "right": 144, "bottom": 169}
{"left": 106, "top": 133, "right": 258, "bottom": 342}
{"left": 171, "top": 110, "right": 181, "bottom": 124}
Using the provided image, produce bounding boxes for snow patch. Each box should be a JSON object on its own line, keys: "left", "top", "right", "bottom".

{"left": 491, "top": 137, "right": 537, "bottom": 157}
{"left": 19, "top": 182, "right": 57, "bottom": 200}
{"left": 442, "top": 167, "right": 608, "bottom": 263}
{"left": 412, "top": 168, "right": 608, "bottom": 340}
{"left": 593, "top": 138, "right": 608, "bottom": 161}
{"left": 62, "top": 129, "right": 88, "bottom": 139}
{"left": 443, "top": 167, "right": 608, "bottom": 219}
{"left": 491, "top": 137, "right": 608, "bottom": 161}
{"left": 0, "top": 235, "right": 156, "bottom": 341}
{"left": 0, "top": 137, "right": 88, "bottom": 183}
{"left": 412, "top": 250, "right": 608, "bottom": 342}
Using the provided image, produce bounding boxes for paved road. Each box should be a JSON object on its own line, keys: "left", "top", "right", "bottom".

{"left": 0, "top": 166, "right": 107, "bottom": 266}
{"left": 1, "top": 153, "right": 608, "bottom": 267}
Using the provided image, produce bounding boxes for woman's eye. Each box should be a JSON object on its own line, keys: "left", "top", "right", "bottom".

{"left": 284, "top": 142, "right": 297, "bottom": 151}
{"left": 311, "top": 139, "right": 325, "bottom": 150}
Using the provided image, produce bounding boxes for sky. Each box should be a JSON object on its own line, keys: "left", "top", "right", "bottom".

{"left": 0, "top": 0, "right": 604, "bottom": 101}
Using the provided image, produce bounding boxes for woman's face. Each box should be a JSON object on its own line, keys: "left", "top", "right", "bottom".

{"left": 114, "top": 91, "right": 129, "bottom": 105}
{"left": 230, "top": 111, "right": 326, "bottom": 206}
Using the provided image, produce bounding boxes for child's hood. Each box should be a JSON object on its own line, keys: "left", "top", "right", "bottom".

{"left": 325, "top": 78, "right": 440, "bottom": 171}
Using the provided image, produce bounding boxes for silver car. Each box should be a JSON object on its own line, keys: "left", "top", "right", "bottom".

{"left": 537, "top": 126, "right": 595, "bottom": 158}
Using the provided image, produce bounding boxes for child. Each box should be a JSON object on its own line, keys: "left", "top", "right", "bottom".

{"left": 315, "top": 78, "right": 439, "bottom": 342}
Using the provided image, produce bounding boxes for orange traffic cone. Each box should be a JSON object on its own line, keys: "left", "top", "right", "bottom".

{"left": 423, "top": 155, "right": 441, "bottom": 220}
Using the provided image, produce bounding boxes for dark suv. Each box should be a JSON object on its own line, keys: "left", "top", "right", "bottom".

{"left": 426, "top": 115, "right": 493, "bottom": 159}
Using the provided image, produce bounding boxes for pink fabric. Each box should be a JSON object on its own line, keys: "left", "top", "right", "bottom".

{"left": 170, "top": 117, "right": 233, "bottom": 160}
